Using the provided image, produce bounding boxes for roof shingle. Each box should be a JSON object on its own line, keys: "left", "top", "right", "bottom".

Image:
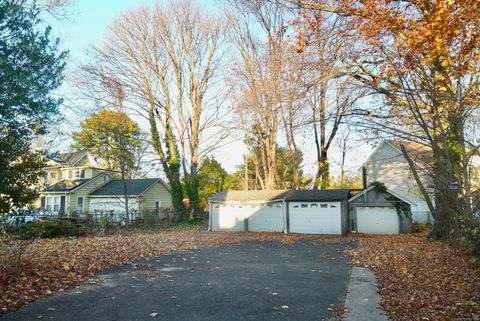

{"left": 90, "top": 179, "right": 161, "bottom": 196}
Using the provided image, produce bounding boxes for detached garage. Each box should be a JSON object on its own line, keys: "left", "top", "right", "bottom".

{"left": 286, "top": 190, "right": 349, "bottom": 235}
{"left": 348, "top": 184, "right": 412, "bottom": 234}
{"left": 208, "top": 190, "right": 290, "bottom": 232}
{"left": 208, "top": 190, "right": 350, "bottom": 235}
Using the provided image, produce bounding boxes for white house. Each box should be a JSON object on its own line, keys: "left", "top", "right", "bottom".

{"left": 363, "top": 140, "right": 434, "bottom": 224}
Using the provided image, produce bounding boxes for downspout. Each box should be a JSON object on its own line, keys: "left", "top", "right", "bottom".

{"left": 283, "top": 199, "right": 288, "bottom": 234}
{"left": 208, "top": 200, "right": 212, "bottom": 231}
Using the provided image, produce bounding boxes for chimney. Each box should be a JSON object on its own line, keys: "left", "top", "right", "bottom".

{"left": 362, "top": 166, "right": 367, "bottom": 189}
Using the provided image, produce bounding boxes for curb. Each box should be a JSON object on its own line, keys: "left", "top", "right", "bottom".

{"left": 344, "top": 267, "right": 388, "bottom": 321}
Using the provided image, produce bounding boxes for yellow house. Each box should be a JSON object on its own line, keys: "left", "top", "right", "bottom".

{"left": 35, "top": 151, "right": 172, "bottom": 218}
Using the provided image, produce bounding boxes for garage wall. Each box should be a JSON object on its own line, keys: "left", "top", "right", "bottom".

{"left": 211, "top": 202, "right": 285, "bottom": 232}
{"left": 349, "top": 188, "right": 412, "bottom": 233}
{"left": 287, "top": 201, "right": 344, "bottom": 235}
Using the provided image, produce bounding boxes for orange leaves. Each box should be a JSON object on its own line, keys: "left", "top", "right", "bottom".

{"left": 347, "top": 232, "right": 480, "bottom": 321}
{"left": 0, "top": 231, "right": 324, "bottom": 314}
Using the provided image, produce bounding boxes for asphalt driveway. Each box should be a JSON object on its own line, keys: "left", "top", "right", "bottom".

{"left": 2, "top": 239, "right": 352, "bottom": 321}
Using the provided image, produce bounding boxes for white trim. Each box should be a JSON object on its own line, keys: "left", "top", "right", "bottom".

{"left": 139, "top": 179, "right": 171, "bottom": 194}
{"left": 385, "top": 189, "right": 417, "bottom": 206}
{"left": 208, "top": 199, "right": 286, "bottom": 205}
{"left": 348, "top": 185, "right": 416, "bottom": 206}
{"left": 348, "top": 186, "right": 376, "bottom": 203}
{"left": 76, "top": 196, "right": 84, "bottom": 212}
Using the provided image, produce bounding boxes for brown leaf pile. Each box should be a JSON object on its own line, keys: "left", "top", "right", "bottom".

{"left": 346, "top": 232, "right": 480, "bottom": 321}
{"left": 0, "top": 231, "right": 328, "bottom": 314}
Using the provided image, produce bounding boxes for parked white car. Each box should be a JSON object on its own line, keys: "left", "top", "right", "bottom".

{"left": 2, "top": 209, "right": 49, "bottom": 228}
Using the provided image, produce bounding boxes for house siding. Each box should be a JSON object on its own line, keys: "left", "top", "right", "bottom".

{"left": 140, "top": 182, "right": 172, "bottom": 212}
{"left": 69, "top": 174, "right": 113, "bottom": 214}
{"left": 364, "top": 142, "right": 433, "bottom": 223}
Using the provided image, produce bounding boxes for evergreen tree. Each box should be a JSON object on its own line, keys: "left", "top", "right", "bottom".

{"left": 0, "top": 0, "right": 67, "bottom": 214}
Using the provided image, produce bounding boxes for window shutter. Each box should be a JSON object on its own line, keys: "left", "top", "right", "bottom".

{"left": 41, "top": 197, "right": 45, "bottom": 210}
{"left": 60, "top": 196, "right": 66, "bottom": 213}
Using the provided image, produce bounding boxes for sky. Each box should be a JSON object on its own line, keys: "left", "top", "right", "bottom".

{"left": 46, "top": 0, "right": 374, "bottom": 178}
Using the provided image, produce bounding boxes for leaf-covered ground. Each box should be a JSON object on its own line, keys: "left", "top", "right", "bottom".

{"left": 1, "top": 229, "right": 479, "bottom": 321}
{"left": 347, "top": 232, "right": 480, "bottom": 321}
{"left": 0, "top": 230, "right": 324, "bottom": 314}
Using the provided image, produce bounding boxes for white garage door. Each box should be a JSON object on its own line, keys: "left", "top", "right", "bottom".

{"left": 211, "top": 203, "right": 284, "bottom": 232}
{"left": 357, "top": 206, "right": 399, "bottom": 234}
{"left": 289, "top": 202, "right": 342, "bottom": 235}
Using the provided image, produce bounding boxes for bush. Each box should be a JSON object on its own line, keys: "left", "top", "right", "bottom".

{"left": 16, "top": 219, "right": 79, "bottom": 239}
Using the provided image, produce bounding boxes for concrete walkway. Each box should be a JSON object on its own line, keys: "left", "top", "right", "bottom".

{"left": 344, "top": 267, "right": 388, "bottom": 321}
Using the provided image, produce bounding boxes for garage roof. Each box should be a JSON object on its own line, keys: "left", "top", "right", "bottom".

{"left": 209, "top": 190, "right": 292, "bottom": 203}
{"left": 209, "top": 189, "right": 351, "bottom": 203}
{"left": 90, "top": 179, "right": 161, "bottom": 196}
{"left": 286, "top": 190, "right": 350, "bottom": 202}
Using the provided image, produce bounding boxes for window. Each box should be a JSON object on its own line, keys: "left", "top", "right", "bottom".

{"left": 77, "top": 197, "right": 84, "bottom": 212}
{"left": 330, "top": 205, "right": 337, "bottom": 208}
{"left": 310, "top": 203, "right": 318, "bottom": 208}
{"left": 68, "top": 170, "right": 73, "bottom": 179}
{"left": 155, "top": 200, "right": 161, "bottom": 214}
{"left": 50, "top": 172, "right": 57, "bottom": 179}
{"left": 301, "top": 204, "right": 308, "bottom": 208}
{"left": 45, "top": 196, "right": 61, "bottom": 212}
{"left": 320, "top": 204, "right": 328, "bottom": 208}
{"left": 73, "top": 169, "right": 85, "bottom": 179}
{"left": 293, "top": 205, "right": 299, "bottom": 208}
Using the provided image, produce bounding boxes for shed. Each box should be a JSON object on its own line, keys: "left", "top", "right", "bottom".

{"left": 348, "top": 184, "right": 412, "bottom": 234}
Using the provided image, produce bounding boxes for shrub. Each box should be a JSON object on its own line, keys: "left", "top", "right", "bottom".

{"left": 16, "top": 219, "right": 79, "bottom": 239}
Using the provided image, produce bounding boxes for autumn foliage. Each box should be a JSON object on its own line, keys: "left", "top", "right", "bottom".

{"left": 1, "top": 229, "right": 479, "bottom": 320}
{"left": 348, "top": 232, "right": 480, "bottom": 321}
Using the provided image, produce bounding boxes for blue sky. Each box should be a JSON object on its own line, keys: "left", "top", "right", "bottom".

{"left": 46, "top": 0, "right": 372, "bottom": 177}
{"left": 50, "top": 0, "right": 219, "bottom": 67}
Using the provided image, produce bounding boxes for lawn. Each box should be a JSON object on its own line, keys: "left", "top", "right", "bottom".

{"left": 1, "top": 228, "right": 478, "bottom": 320}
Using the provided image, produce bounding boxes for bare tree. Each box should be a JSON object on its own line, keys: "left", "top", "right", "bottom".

{"left": 227, "top": 0, "right": 288, "bottom": 190}
{"left": 81, "top": 0, "right": 229, "bottom": 219}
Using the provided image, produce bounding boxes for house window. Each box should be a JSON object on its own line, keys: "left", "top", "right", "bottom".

{"left": 301, "top": 204, "right": 308, "bottom": 208}
{"left": 45, "top": 196, "right": 61, "bottom": 212}
{"left": 330, "top": 205, "right": 337, "bottom": 208}
{"left": 68, "top": 170, "right": 73, "bottom": 179}
{"left": 155, "top": 200, "right": 161, "bottom": 214}
{"left": 320, "top": 204, "right": 328, "bottom": 208}
{"left": 50, "top": 172, "right": 57, "bottom": 179}
{"left": 73, "top": 169, "right": 85, "bottom": 179}
{"left": 310, "top": 203, "right": 318, "bottom": 208}
{"left": 293, "top": 205, "right": 299, "bottom": 208}
{"left": 77, "top": 197, "right": 84, "bottom": 213}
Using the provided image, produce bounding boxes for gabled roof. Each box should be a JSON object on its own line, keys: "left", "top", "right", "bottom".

{"left": 348, "top": 184, "right": 416, "bottom": 205}
{"left": 386, "top": 140, "right": 433, "bottom": 164}
{"left": 48, "top": 151, "right": 107, "bottom": 168}
{"left": 209, "top": 190, "right": 292, "bottom": 203}
{"left": 49, "top": 151, "right": 87, "bottom": 167}
{"left": 363, "top": 139, "right": 433, "bottom": 167}
{"left": 286, "top": 190, "right": 351, "bottom": 202}
{"left": 89, "top": 179, "right": 162, "bottom": 196}
{"left": 43, "top": 179, "right": 90, "bottom": 192}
